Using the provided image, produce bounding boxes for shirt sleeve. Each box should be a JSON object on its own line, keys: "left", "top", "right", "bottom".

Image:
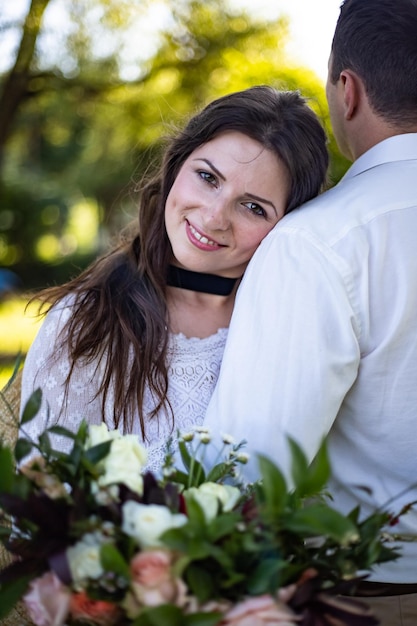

{"left": 20, "top": 300, "right": 105, "bottom": 452}
{"left": 204, "top": 226, "right": 361, "bottom": 482}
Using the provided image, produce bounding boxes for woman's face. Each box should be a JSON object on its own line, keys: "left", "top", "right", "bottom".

{"left": 165, "top": 131, "right": 290, "bottom": 278}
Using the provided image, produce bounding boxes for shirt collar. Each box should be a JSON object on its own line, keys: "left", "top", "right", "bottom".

{"left": 342, "top": 133, "right": 417, "bottom": 181}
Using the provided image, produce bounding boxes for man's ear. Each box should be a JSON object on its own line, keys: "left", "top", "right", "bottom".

{"left": 339, "top": 69, "right": 362, "bottom": 120}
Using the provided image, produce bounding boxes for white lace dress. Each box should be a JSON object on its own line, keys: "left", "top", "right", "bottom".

{"left": 20, "top": 298, "right": 228, "bottom": 473}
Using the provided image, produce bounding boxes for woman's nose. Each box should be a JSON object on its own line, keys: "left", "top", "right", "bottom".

{"left": 202, "top": 197, "right": 231, "bottom": 230}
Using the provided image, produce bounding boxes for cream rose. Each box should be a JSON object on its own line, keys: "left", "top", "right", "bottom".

{"left": 122, "top": 502, "right": 187, "bottom": 548}
{"left": 67, "top": 532, "right": 105, "bottom": 589}
{"left": 185, "top": 482, "right": 241, "bottom": 522}
{"left": 87, "top": 424, "right": 147, "bottom": 495}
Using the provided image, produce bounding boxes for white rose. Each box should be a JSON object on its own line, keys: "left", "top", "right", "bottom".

{"left": 87, "top": 423, "right": 118, "bottom": 447}
{"left": 99, "top": 436, "right": 147, "bottom": 495}
{"left": 67, "top": 532, "right": 104, "bottom": 589}
{"left": 122, "top": 502, "right": 187, "bottom": 548}
{"left": 185, "top": 482, "right": 241, "bottom": 522}
{"left": 87, "top": 425, "right": 147, "bottom": 495}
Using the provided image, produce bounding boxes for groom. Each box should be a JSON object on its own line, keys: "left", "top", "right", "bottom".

{"left": 205, "top": 1, "right": 417, "bottom": 624}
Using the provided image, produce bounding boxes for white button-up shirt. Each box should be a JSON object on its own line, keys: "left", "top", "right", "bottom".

{"left": 204, "top": 133, "right": 417, "bottom": 583}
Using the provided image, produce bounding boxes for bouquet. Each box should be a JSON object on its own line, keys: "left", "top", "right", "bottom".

{"left": 0, "top": 387, "right": 404, "bottom": 626}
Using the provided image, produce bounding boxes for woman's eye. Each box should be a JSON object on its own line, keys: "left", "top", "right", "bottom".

{"left": 244, "top": 202, "right": 266, "bottom": 217}
{"left": 198, "top": 170, "right": 217, "bottom": 185}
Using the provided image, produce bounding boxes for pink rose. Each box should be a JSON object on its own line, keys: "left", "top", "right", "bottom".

{"left": 220, "top": 595, "right": 299, "bottom": 626}
{"left": 23, "top": 571, "right": 71, "bottom": 626}
{"left": 129, "top": 550, "right": 188, "bottom": 609}
{"left": 130, "top": 549, "right": 172, "bottom": 587}
{"left": 70, "top": 591, "right": 121, "bottom": 626}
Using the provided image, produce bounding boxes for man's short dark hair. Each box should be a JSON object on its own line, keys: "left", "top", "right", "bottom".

{"left": 330, "top": 0, "right": 417, "bottom": 127}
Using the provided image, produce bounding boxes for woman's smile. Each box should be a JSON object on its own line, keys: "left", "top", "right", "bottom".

{"left": 186, "top": 220, "right": 226, "bottom": 250}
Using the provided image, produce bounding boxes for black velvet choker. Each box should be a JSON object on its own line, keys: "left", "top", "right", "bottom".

{"left": 167, "top": 265, "right": 240, "bottom": 296}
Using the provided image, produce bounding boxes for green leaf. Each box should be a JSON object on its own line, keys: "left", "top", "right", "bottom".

{"left": 207, "top": 512, "right": 240, "bottom": 541}
{"left": 247, "top": 557, "right": 284, "bottom": 595}
{"left": 1, "top": 356, "right": 23, "bottom": 392}
{"left": 100, "top": 543, "right": 130, "bottom": 579}
{"left": 256, "top": 454, "right": 288, "bottom": 515}
{"left": 288, "top": 437, "right": 309, "bottom": 489}
{"left": 169, "top": 469, "right": 190, "bottom": 488}
{"left": 184, "top": 537, "right": 213, "bottom": 560}
{"left": 206, "top": 462, "right": 230, "bottom": 483}
{"left": 184, "top": 611, "right": 223, "bottom": 626}
{"left": 289, "top": 504, "right": 359, "bottom": 544}
{"left": 0, "top": 575, "right": 33, "bottom": 619}
{"left": 0, "top": 526, "right": 12, "bottom": 539}
{"left": 73, "top": 420, "right": 89, "bottom": 445}
{"left": 85, "top": 440, "right": 112, "bottom": 465}
{"left": 20, "top": 388, "right": 42, "bottom": 425}
{"left": 0, "top": 446, "right": 15, "bottom": 493}
{"left": 14, "top": 438, "right": 34, "bottom": 464}
{"left": 289, "top": 438, "right": 330, "bottom": 497}
{"left": 133, "top": 604, "right": 184, "bottom": 626}
{"left": 184, "top": 495, "right": 208, "bottom": 527}
{"left": 47, "top": 425, "right": 78, "bottom": 439}
{"left": 38, "top": 431, "right": 51, "bottom": 454}
{"left": 161, "top": 527, "right": 192, "bottom": 553}
{"left": 178, "top": 440, "right": 193, "bottom": 471}
{"left": 186, "top": 563, "right": 215, "bottom": 602}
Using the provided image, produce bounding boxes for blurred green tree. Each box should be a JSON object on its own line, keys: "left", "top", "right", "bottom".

{"left": 0, "top": 0, "right": 348, "bottom": 289}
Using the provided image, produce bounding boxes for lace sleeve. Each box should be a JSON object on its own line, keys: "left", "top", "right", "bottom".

{"left": 20, "top": 300, "right": 106, "bottom": 453}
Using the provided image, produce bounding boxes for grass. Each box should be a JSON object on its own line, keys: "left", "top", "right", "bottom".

{"left": 0, "top": 295, "right": 43, "bottom": 389}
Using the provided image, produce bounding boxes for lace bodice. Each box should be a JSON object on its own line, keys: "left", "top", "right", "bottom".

{"left": 20, "top": 299, "right": 228, "bottom": 473}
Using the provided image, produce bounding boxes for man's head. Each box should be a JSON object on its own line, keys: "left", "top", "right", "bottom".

{"left": 329, "top": 0, "right": 417, "bottom": 129}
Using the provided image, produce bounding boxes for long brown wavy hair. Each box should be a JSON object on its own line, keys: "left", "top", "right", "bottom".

{"left": 32, "top": 86, "right": 329, "bottom": 438}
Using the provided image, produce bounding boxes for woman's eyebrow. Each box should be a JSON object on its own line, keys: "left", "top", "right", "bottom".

{"left": 193, "top": 158, "right": 225, "bottom": 181}
{"left": 242, "top": 192, "right": 277, "bottom": 216}
{"left": 193, "top": 157, "right": 277, "bottom": 216}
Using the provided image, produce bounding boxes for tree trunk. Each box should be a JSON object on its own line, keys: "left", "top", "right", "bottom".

{"left": 0, "top": 0, "right": 50, "bottom": 171}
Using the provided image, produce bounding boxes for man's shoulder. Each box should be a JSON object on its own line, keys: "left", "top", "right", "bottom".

{"left": 280, "top": 159, "right": 416, "bottom": 242}
{"left": 278, "top": 177, "right": 356, "bottom": 241}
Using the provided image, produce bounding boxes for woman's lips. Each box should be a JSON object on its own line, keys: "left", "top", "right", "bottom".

{"left": 186, "top": 221, "right": 225, "bottom": 251}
